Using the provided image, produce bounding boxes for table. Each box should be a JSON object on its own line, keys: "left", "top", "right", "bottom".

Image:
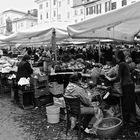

{"left": 50, "top": 72, "right": 91, "bottom": 77}
{"left": 49, "top": 72, "right": 91, "bottom": 89}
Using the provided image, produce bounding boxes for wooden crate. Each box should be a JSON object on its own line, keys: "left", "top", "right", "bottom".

{"left": 18, "top": 89, "right": 34, "bottom": 109}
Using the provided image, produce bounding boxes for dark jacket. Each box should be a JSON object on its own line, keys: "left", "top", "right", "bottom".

{"left": 118, "top": 62, "right": 133, "bottom": 86}
{"left": 16, "top": 60, "right": 33, "bottom": 82}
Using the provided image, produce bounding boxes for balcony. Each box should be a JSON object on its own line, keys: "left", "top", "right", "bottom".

{"left": 84, "top": 0, "right": 101, "bottom": 5}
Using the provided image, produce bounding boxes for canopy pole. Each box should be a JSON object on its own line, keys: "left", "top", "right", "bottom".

{"left": 98, "top": 40, "right": 101, "bottom": 63}
{"left": 52, "top": 29, "right": 57, "bottom": 63}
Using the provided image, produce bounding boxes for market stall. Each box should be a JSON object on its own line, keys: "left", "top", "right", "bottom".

{"left": 0, "top": 22, "right": 70, "bottom": 43}
{"left": 66, "top": 1, "right": 140, "bottom": 136}
{"left": 1, "top": 3, "right": 140, "bottom": 138}
{"left": 67, "top": 1, "right": 140, "bottom": 42}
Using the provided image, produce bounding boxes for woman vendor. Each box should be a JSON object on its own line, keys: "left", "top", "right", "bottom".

{"left": 15, "top": 54, "right": 33, "bottom": 103}
{"left": 64, "top": 73, "right": 103, "bottom": 134}
{"left": 105, "top": 50, "right": 137, "bottom": 125}
{"left": 16, "top": 54, "right": 33, "bottom": 82}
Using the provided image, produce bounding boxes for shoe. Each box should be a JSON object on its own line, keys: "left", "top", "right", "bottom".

{"left": 33, "top": 106, "right": 38, "bottom": 110}
{"left": 70, "top": 117, "right": 77, "bottom": 130}
{"left": 84, "top": 128, "right": 97, "bottom": 135}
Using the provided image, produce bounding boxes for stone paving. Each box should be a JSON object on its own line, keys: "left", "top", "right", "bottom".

{"left": 0, "top": 93, "right": 140, "bottom": 140}
{"left": 0, "top": 95, "right": 35, "bottom": 140}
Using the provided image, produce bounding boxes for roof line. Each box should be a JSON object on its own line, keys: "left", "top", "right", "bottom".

{"left": 2, "top": 9, "right": 26, "bottom": 15}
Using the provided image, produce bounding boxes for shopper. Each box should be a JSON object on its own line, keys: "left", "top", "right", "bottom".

{"left": 105, "top": 50, "right": 137, "bottom": 125}
{"left": 107, "top": 51, "right": 136, "bottom": 125}
{"left": 116, "top": 50, "right": 137, "bottom": 125}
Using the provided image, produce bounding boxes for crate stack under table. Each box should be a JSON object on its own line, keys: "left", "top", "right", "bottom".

{"left": 18, "top": 85, "right": 34, "bottom": 109}
{"left": 32, "top": 76, "right": 53, "bottom": 107}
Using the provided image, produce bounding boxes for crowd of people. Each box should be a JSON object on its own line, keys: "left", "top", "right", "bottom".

{"left": 1, "top": 43, "right": 140, "bottom": 135}
{"left": 63, "top": 48, "right": 140, "bottom": 134}
{"left": 59, "top": 44, "right": 140, "bottom": 134}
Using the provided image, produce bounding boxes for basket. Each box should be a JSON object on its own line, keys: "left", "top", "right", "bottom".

{"left": 95, "top": 117, "right": 122, "bottom": 139}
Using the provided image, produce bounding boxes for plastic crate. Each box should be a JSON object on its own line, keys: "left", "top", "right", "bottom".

{"left": 18, "top": 85, "right": 34, "bottom": 92}
{"left": 31, "top": 77, "right": 47, "bottom": 89}
{"left": 34, "top": 94, "right": 53, "bottom": 107}
{"left": 34, "top": 87, "right": 49, "bottom": 98}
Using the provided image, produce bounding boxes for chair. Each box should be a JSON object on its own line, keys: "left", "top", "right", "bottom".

{"left": 63, "top": 96, "right": 82, "bottom": 140}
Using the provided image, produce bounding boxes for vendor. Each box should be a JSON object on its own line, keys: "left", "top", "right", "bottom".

{"left": 105, "top": 50, "right": 137, "bottom": 125}
{"left": 14, "top": 54, "right": 33, "bottom": 104}
{"left": 64, "top": 73, "right": 103, "bottom": 134}
{"left": 16, "top": 54, "right": 33, "bottom": 82}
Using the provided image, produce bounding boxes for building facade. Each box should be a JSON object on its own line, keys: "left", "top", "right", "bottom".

{"left": 35, "top": 0, "right": 139, "bottom": 24}
{"left": 0, "top": 9, "right": 37, "bottom": 35}
{"left": 12, "top": 15, "right": 37, "bottom": 33}
{"left": 35, "top": 0, "right": 74, "bottom": 24}
{"left": 73, "top": 0, "right": 139, "bottom": 23}
{"left": 73, "top": 0, "right": 85, "bottom": 23}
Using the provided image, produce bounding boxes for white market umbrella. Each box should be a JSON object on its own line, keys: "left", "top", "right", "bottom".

{"left": 67, "top": 1, "right": 140, "bottom": 42}
{"left": 0, "top": 22, "right": 70, "bottom": 43}
{"left": 0, "top": 22, "right": 71, "bottom": 62}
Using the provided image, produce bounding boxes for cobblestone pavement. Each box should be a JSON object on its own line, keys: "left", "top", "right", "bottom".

{"left": 0, "top": 93, "right": 140, "bottom": 140}
{"left": 0, "top": 94, "right": 35, "bottom": 140}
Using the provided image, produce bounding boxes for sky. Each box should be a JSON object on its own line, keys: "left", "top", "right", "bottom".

{"left": 0, "top": 0, "right": 38, "bottom": 13}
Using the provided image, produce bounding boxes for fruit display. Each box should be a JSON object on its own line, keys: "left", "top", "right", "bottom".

{"left": 55, "top": 61, "right": 85, "bottom": 72}
{"left": 0, "top": 56, "right": 18, "bottom": 73}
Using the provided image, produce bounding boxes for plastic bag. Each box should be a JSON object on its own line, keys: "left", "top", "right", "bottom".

{"left": 49, "top": 82, "right": 64, "bottom": 95}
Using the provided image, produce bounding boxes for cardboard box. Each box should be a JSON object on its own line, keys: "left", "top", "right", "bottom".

{"left": 53, "top": 97, "right": 65, "bottom": 108}
{"left": 49, "top": 82, "right": 64, "bottom": 95}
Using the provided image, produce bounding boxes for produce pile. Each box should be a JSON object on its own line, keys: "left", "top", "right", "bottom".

{"left": 55, "top": 60, "right": 85, "bottom": 72}
{"left": 0, "top": 56, "right": 18, "bottom": 73}
{"left": 99, "top": 120, "right": 117, "bottom": 128}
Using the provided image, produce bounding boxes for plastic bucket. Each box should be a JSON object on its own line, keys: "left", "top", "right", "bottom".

{"left": 46, "top": 105, "right": 60, "bottom": 123}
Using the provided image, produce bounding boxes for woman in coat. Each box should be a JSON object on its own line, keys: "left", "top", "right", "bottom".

{"left": 16, "top": 54, "right": 33, "bottom": 82}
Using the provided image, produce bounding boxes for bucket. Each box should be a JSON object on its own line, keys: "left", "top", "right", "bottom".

{"left": 46, "top": 105, "right": 60, "bottom": 123}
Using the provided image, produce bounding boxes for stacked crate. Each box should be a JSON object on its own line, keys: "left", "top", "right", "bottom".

{"left": 18, "top": 85, "right": 34, "bottom": 109}
{"left": 31, "top": 76, "right": 53, "bottom": 107}
{"left": 0, "top": 73, "right": 11, "bottom": 94}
